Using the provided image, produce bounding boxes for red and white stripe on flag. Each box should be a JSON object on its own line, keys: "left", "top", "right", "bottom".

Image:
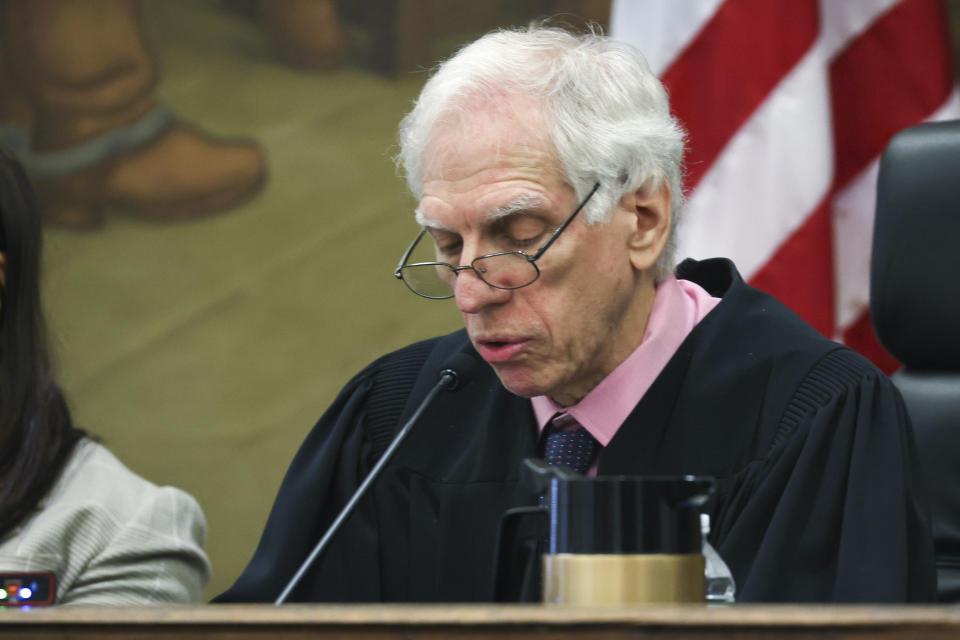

{"left": 611, "top": 0, "right": 960, "bottom": 373}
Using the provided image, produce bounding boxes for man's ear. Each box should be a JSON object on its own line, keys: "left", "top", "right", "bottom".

{"left": 619, "top": 183, "right": 671, "bottom": 272}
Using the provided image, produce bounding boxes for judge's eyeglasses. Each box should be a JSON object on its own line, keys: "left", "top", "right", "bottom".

{"left": 394, "top": 183, "right": 600, "bottom": 300}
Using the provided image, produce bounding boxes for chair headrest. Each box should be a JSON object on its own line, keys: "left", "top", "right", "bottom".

{"left": 871, "top": 120, "right": 960, "bottom": 370}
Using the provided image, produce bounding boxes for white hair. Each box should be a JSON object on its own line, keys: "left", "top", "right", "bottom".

{"left": 397, "top": 24, "right": 687, "bottom": 280}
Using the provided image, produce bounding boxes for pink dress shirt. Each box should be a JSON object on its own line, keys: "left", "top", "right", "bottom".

{"left": 531, "top": 276, "right": 721, "bottom": 473}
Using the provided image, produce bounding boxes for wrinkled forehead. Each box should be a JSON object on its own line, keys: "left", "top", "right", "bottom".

{"left": 419, "top": 92, "right": 560, "bottom": 185}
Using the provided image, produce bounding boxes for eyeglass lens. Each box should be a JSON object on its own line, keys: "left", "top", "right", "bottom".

{"left": 402, "top": 252, "right": 538, "bottom": 297}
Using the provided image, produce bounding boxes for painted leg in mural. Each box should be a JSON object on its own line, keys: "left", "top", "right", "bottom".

{"left": 0, "top": 0, "right": 266, "bottom": 229}
{"left": 258, "top": 0, "right": 345, "bottom": 71}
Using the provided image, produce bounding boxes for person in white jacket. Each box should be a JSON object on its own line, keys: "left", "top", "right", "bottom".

{"left": 0, "top": 147, "right": 210, "bottom": 605}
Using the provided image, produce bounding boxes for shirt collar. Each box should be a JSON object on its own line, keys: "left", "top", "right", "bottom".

{"left": 531, "top": 275, "right": 720, "bottom": 446}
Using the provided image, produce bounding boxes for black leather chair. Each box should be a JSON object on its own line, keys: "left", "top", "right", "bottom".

{"left": 871, "top": 119, "right": 960, "bottom": 602}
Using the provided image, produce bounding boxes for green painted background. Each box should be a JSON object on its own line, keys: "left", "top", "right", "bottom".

{"left": 41, "top": 1, "right": 466, "bottom": 598}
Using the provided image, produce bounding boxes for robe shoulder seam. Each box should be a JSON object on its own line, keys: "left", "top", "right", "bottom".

{"left": 767, "top": 347, "right": 879, "bottom": 456}
{"left": 364, "top": 337, "right": 442, "bottom": 463}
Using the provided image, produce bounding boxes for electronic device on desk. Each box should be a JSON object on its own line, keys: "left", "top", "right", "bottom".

{"left": 0, "top": 572, "right": 55, "bottom": 606}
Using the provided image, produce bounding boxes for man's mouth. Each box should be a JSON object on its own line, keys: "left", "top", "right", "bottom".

{"left": 475, "top": 337, "right": 528, "bottom": 363}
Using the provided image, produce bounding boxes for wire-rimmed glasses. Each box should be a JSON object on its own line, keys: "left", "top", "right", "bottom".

{"left": 394, "top": 183, "right": 600, "bottom": 299}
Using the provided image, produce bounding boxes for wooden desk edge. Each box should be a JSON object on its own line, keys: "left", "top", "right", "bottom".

{"left": 3, "top": 603, "right": 960, "bottom": 628}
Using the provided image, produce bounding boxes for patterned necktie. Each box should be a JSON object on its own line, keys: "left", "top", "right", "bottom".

{"left": 542, "top": 413, "right": 598, "bottom": 475}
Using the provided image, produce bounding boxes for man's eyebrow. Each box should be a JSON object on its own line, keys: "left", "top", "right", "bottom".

{"left": 415, "top": 194, "right": 549, "bottom": 229}
{"left": 487, "top": 194, "right": 548, "bottom": 221}
{"left": 415, "top": 208, "right": 451, "bottom": 230}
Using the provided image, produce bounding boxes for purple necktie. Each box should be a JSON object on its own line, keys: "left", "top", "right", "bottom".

{"left": 542, "top": 413, "right": 598, "bottom": 475}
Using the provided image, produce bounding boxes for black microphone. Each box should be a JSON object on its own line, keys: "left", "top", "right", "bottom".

{"left": 274, "top": 351, "right": 479, "bottom": 604}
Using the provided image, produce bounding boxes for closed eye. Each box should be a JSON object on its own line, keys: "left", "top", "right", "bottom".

{"left": 428, "top": 230, "right": 462, "bottom": 260}
{"left": 492, "top": 214, "right": 550, "bottom": 250}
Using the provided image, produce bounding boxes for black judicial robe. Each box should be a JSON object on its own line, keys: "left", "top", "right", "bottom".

{"left": 217, "top": 259, "right": 934, "bottom": 603}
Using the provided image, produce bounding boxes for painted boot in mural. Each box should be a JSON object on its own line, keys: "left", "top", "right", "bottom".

{"left": 0, "top": 0, "right": 266, "bottom": 229}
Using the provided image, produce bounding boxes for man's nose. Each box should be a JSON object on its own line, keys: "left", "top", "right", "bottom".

{"left": 454, "top": 265, "right": 510, "bottom": 314}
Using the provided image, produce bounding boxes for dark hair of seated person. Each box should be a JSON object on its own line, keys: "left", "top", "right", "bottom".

{"left": 0, "top": 147, "right": 86, "bottom": 538}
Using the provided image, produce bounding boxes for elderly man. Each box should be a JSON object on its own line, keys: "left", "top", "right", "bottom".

{"left": 219, "top": 26, "right": 933, "bottom": 603}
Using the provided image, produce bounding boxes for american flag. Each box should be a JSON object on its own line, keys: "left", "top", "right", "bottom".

{"left": 611, "top": 0, "right": 960, "bottom": 373}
